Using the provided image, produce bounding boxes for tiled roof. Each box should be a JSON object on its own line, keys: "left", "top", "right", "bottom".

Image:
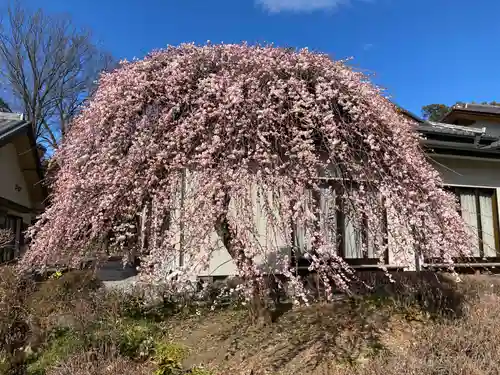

{"left": 0, "top": 112, "right": 29, "bottom": 142}
{"left": 418, "top": 121, "right": 497, "bottom": 139}
{"left": 417, "top": 121, "right": 500, "bottom": 154}
{"left": 453, "top": 103, "right": 500, "bottom": 115}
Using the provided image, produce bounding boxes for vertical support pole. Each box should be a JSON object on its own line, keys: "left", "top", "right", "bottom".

{"left": 179, "top": 169, "right": 186, "bottom": 267}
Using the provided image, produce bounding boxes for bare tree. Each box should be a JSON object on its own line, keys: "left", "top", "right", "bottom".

{"left": 0, "top": 2, "right": 113, "bottom": 148}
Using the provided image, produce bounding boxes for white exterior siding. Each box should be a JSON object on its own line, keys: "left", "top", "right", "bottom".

{"left": 198, "top": 186, "right": 290, "bottom": 277}
{"left": 164, "top": 154, "right": 500, "bottom": 278}
{"left": 158, "top": 174, "right": 289, "bottom": 278}
{"left": 429, "top": 155, "right": 500, "bottom": 189}
{"left": 430, "top": 155, "right": 500, "bottom": 220}
{"left": 430, "top": 155, "right": 500, "bottom": 259}
{"left": 0, "top": 143, "right": 31, "bottom": 209}
{"left": 190, "top": 181, "right": 419, "bottom": 277}
{"left": 0, "top": 142, "right": 35, "bottom": 260}
{"left": 472, "top": 120, "right": 500, "bottom": 137}
{"left": 384, "top": 155, "right": 500, "bottom": 266}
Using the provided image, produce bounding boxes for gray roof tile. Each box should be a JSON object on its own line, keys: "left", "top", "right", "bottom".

{"left": 418, "top": 121, "right": 498, "bottom": 139}
{"left": 0, "top": 112, "right": 29, "bottom": 142}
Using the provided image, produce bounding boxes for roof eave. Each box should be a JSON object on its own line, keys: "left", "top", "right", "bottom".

{"left": 0, "top": 117, "right": 48, "bottom": 205}
{"left": 26, "top": 122, "right": 48, "bottom": 202}
{"left": 421, "top": 139, "right": 500, "bottom": 156}
{"left": 441, "top": 108, "right": 500, "bottom": 123}
{"left": 0, "top": 120, "right": 30, "bottom": 147}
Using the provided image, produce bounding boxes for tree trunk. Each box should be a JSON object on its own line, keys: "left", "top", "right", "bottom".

{"left": 214, "top": 191, "right": 272, "bottom": 325}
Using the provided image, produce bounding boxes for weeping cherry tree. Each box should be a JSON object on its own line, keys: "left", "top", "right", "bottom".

{"left": 22, "top": 44, "right": 472, "bottom": 315}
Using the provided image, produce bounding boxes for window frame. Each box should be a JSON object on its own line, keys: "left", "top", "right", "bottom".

{"left": 440, "top": 185, "right": 500, "bottom": 261}
{"left": 0, "top": 214, "right": 22, "bottom": 263}
{"left": 290, "top": 179, "right": 389, "bottom": 268}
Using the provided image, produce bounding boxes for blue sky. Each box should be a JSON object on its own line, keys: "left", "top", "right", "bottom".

{"left": 6, "top": 0, "right": 500, "bottom": 116}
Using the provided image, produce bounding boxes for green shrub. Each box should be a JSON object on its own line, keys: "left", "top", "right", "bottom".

{"left": 0, "top": 267, "right": 212, "bottom": 374}
{"left": 27, "top": 317, "right": 161, "bottom": 373}
{"left": 153, "top": 342, "right": 188, "bottom": 375}
{"left": 116, "top": 319, "right": 158, "bottom": 359}
{"left": 107, "top": 289, "right": 150, "bottom": 320}
{"left": 29, "top": 270, "right": 103, "bottom": 332}
{"left": 104, "top": 286, "right": 192, "bottom": 322}
{"left": 26, "top": 329, "right": 85, "bottom": 375}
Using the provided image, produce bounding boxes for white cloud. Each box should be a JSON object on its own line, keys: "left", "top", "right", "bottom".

{"left": 256, "top": 0, "right": 351, "bottom": 13}
{"left": 362, "top": 43, "right": 374, "bottom": 51}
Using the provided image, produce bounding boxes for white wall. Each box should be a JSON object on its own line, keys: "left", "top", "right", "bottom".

{"left": 473, "top": 119, "right": 500, "bottom": 137}
{"left": 381, "top": 153, "right": 500, "bottom": 268}
{"left": 195, "top": 183, "right": 419, "bottom": 275}
{"left": 429, "top": 155, "right": 500, "bottom": 242}
{"left": 170, "top": 155, "right": 500, "bottom": 277}
{"left": 0, "top": 143, "right": 31, "bottom": 209}
{"left": 429, "top": 155, "right": 500, "bottom": 188}
{"left": 195, "top": 185, "right": 290, "bottom": 277}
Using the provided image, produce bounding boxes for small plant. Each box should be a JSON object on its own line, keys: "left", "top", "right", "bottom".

{"left": 49, "top": 271, "right": 63, "bottom": 280}
{"left": 153, "top": 342, "right": 188, "bottom": 375}
{"left": 187, "top": 366, "right": 214, "bottom": 375}
{"left": 117, "top": 291, "right": 149, "bottom": 320}
{"left": 115, "top": 319, "right": 159, "bottom": 359}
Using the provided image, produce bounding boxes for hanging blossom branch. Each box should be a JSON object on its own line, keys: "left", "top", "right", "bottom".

{"left": 0, "top": 229, "right": 13, "bottom": 248}
{"left": 21, "top": 43, "right": 473, "bottom": 305}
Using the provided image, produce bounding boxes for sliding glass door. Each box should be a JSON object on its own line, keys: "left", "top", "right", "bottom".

{"left": 448, "top": 187, "right": 499, "bottom": 258}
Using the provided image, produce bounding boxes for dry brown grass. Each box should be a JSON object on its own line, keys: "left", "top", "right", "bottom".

{"left": 326, "top": 290, "right": 500, "bottom": 375}
{"left": 0, "top": 266, "right": 130, "bottom": 374}
{"left": 3, "top": 265, "right": 500, "bottom": 375}
{"left": 46, "top": 352, "right": 154, "bottom": 375}
{"left": 158, "top": 272, "right": 500, "bottom": 375}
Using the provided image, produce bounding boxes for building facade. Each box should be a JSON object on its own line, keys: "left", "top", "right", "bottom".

{"left": 184, "top": 104, "right": 500, "bottom": 279}
{"left": 0, "top": 113, "right": 46, "bottom": 263}
{"left": 419, "top": 104, "right": 500, "bottom": 269}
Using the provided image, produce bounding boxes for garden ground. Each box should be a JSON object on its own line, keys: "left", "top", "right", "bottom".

{"left": 1, "top": 267, "right": 500, "bottom": 374}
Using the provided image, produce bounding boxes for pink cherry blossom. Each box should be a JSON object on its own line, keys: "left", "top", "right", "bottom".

{"left": 22, "top": 43, "right": 472, "bottom": 303}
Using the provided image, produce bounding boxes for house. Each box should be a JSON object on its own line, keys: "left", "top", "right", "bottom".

{"left": 417, "top": 103, "right": 500, "bottom": 269}
{"left": 172, "top": 103, "right": 500, "bottom": 281}
{"left": 0, "top": 112, "right": 46, "bottom": 263}
{"left": 75, "top": 103, "right": 500, "bottom": 282}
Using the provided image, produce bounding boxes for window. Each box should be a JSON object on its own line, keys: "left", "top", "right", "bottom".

{"left": 292, "top": 182, "right": 389, "bottom": 266}
{"left": 446, "top": 186, "right": 500, "bottom": 258}
{"left": 0, "top": 214, "right": 22, "bottom": 263}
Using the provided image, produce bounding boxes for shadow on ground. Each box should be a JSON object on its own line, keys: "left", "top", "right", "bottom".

{"left": 163, "top": 271, "right": 484, "bottom": 374}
